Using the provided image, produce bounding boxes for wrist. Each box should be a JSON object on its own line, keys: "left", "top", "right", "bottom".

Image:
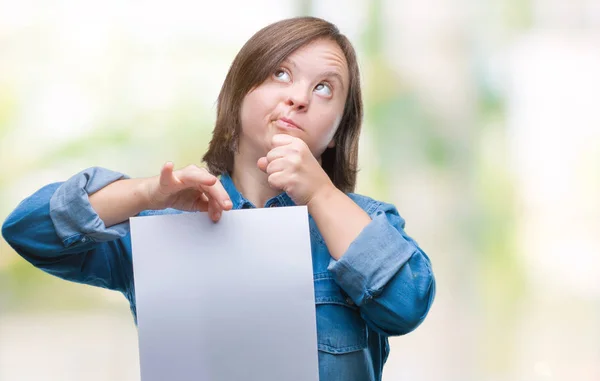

{"left": 136, "top": 176, "right": 159, "bottom": 210}
{"left": 307, "top": 183, "right": 339, "bottom": 213}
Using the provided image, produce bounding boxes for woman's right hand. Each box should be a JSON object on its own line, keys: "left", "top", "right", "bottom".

{"left": 144, "top": 162, "right": 232, "bottom": 222}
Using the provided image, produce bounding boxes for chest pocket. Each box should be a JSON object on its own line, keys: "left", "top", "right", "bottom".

{"left": 314, "top": 272, "right": 368, "bottom": 354}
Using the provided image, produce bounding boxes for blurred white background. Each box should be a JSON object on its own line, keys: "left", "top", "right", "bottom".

{"left": 1, "top": 0, "right": 599, "bottom": 380}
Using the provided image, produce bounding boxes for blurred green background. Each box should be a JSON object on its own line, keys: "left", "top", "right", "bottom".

{"left": 1, "top": 0, "right": 599, "bottom": 380}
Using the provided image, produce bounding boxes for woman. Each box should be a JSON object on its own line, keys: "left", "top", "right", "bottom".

{"left": 2, "top": 16, "right": 435, "bottom": 380}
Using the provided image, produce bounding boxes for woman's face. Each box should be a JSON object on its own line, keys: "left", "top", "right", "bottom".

{"left": 239, "top": 38, "right": 350, "bottom": 160}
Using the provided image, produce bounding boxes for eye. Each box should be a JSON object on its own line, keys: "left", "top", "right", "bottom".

{"left": 273, "top": 69, "right": 291, "bottom": 82}
{"left": 314, "top": 83, "right": 332, "bottom": 97}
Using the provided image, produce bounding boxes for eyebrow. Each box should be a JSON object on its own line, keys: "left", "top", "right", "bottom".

{"left": 282, "top": 59, "right": 346, "bottom": 92}
{"left": 318, "top": 71, "right": 346, "bottom": 91}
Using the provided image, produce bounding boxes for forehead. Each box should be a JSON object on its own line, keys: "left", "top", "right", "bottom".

{"left": 284, "top": 39, "right": 349, "bottom": 82}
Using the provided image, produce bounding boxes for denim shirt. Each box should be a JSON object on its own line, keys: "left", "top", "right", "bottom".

{"left": 2, "top": 167, "right": 436, "bottom": 381}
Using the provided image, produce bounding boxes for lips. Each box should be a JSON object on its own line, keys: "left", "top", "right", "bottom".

{"left": 276, "top": 117, "right": 302, "bottom": 130}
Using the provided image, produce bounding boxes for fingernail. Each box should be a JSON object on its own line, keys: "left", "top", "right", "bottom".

{"left": 223, "top": 200, "right": 231, "bottom": 208}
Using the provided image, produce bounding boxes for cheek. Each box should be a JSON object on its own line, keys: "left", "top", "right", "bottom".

{"left": 240, "top": 95, "right": 260, "bottom": 133}
{"left": 307, "top": 112, "right": 343, "bottom": 157}
{"left": 312, "top": 110, "right": 342, "bottom": 142}
{"left": 240, "top": 88, "right": 275, "bottom": 133}
{"left": 326, "top": 114, "right": 343, "bottom": 140}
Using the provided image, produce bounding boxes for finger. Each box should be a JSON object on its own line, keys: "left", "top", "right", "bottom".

{"left": 257, "top": 157, "right": 269, "bottom": 173}
{"left": 267, "top": 172, "right": 285, "bottom": 190}
{"left": 206, "top": 193, "right": 215, "bottom": 217}
{"left": 265, "top": 157, "right": 287, "bottom": 175}
{"left": 201, "top": 192, "right": 210, "bottom": 203}
{"left": 207, "top": 195, "right": 222, "bottom": 222}
{"left": 195, "top": 193, "right": 210, "bottom": 212}
{"left": 271, "top": 134, "right": 295, "bottom": 148}
{"left": 159, "top": 162, "right": 175, "bottom": 187}
{"left": 266, "top": 146, "right": 288, "bottom": 163}
{"left": 177, "top": 166, "right": 218, "bottom": 188}
{"left": 201, "top": 178, "right": 232, "bottom": 210}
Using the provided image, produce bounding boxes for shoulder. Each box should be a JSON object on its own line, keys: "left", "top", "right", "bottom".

{"left": 346, "top": 192, "right": 406, "bottom": 229}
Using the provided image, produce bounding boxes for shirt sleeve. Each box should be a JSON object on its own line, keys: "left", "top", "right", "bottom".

{"left": 1, "top": 167, "right": 169, "bottom": 295}
{"left": 327, "top": 200, "right": 436, "bottom": 336}
{"left": 49, "top": 166, "right": 131, "bottom": 246}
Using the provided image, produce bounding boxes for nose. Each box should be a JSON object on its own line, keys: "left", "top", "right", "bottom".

{"left": 284, "top": 84, "right": 310, "bottom": 112}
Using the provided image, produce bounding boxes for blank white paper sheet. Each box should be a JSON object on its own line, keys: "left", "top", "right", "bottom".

{"left": 130, "top": 206, "right": 319, "bottom": 381}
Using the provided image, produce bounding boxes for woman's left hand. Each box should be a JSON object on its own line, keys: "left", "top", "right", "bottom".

{"left": 257, "top": 134, "right": 335, "bottom": 206}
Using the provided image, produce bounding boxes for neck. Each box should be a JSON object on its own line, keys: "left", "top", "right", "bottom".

{"left": 231, "top": 154, "right": 280, "bottom": 208}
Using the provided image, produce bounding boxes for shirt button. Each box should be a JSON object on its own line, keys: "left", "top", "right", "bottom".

{"left": 269, "top": 203, "right": 278, "bottom": 208}
{"left": 81, "top": 237, "right": 89, "bottom": 243}
{"left": 346, "top": 297, "right": 354, "bottom": 306}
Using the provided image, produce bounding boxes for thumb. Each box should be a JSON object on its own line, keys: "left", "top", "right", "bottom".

{"left": 257, "top": 157, "right": 269, "bottom": 173}
{"left": 159, "top": 162, "right": 175, "bottom": 187}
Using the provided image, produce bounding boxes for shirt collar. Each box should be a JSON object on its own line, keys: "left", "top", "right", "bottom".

{"left": 219, "top": 172, "right": 296, "bottom": 209}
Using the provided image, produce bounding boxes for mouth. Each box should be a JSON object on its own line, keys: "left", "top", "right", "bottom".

{"left": 274, "top": 117, "right": 302, "bottom": 131}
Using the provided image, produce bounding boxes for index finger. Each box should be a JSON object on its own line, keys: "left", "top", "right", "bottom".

{"left": 201, "top": 178, "right": 232, "bottom": 210}
{"left": 271, "top": 134, "right": 295, "bottom": 148}
{"left": 175, "top": 165, "right": 218, "bottom": 188}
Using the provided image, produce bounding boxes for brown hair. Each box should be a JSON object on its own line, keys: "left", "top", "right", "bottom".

{"left": 202, "top": 17, "right": 363, "bottom": 193}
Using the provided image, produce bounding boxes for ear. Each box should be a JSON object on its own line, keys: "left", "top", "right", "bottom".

{"left": 327, "top": 138, "right": 336, "bottom": 149}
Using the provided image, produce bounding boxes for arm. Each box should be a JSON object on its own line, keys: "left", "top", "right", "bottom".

{"left": 89, "top": 178, "right": 150, "bottom": 228}
{"left": 1, "top": 168, "right": 142, "bottom": 293}
{"left": 307, "top": 186, "right": 371, "bottom": 260}
{"left": 2, "top": 164, "right": 230, "bottom": 293}
{"left": 309, "top": 192, "right": 436, "bottom": 336}
{"left": 256, "top": 134, "right": 435, "bottom": 336}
